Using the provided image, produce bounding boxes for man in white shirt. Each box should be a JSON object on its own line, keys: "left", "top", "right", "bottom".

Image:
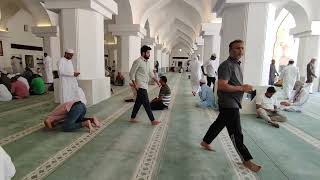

{"left": 279, "top": 60, "right": 300, "bottom": 99}
{"left": 202, "top": 54, "right": 217, "bottom": 92}
{"left": 0, "top": 146, "right": 16, "bottom": 180}
{"left": 190, "top": 57, "right": 202, "bottom": 96}
{"left": 0, "top": 83, "right": 12, "bottom": 101}
{"left": 256, "top": 87, "right": 287, "bottom": 128}
{"left": 129, "top": 45, "right": 161, "bottom": 125}
{"left": 58, "top": 49, "right": 80, "bottom": 104}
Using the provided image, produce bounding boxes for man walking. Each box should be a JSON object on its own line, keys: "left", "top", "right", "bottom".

{"left": 129, "top": 45, "right": 161, "bottom": 125}
{"left": 269, "top": 59, "right": 279, "bottom": 85}
{"left": 306, "top": 58, "right": 317, "bottom": 93}
{"left": 200, "top": 40, "right": 262, "bottom": 172}
{"left": 202, "top": 54, "right": 217, "bottom": 92}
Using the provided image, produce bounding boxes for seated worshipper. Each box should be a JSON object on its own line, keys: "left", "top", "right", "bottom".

{"left": 16, "top": 73, "right": 30, "bottom": 91}
{"left": 22, "top": 67, "right": 34, "bottom": 84}
{"left": 0, "top": 146, "right": 16, "bottom": 180}
{"left": 0, "top": 83, "right": 12, "bottom": 101}
{"left": 44, "top": 88, "right": 101, "bottom": 133}
{"left": 30, "top": 75, "right": 46, "bottom": 95}
{"left": 256, "top": 87, "right": 287, "bottom": 128}
{"left": 197, "top": 78, "right": 215, "bottom": 108}
{"left": 10, "top": 76, "right": 29, "bottom": 99}
{"left": 0, "top": 71, "right": 11, "bottom": 90}
{"left": 150, "top": 76, "right": 171, "bottom": 110}
{"left": 114, "top": 72, "right": 125, "bottom": 86}
{"left": 280, "top": 81, "right": 309, "bottom": 112}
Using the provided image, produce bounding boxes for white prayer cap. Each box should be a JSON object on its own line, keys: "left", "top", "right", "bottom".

{"left": 200, "top": 78, "right": 207, "bottom": 84}
{"left": 15, "top": 73, "right": 21, "bottom": 76}
{"left": 77, "top": 87, "right": 87, "bottom": 105}
{"left": 65, "top": 49, "right": 74, "bottom": 54}
{"left": 7, "top": 74, "right": 15, "bottom": 79}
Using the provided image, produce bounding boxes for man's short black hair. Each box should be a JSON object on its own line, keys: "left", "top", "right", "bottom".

{"left": 266, "top": 86, "right": 276, "bottom": 93}
{"left": 289, "top": 60, "right": 294, "bottom": 64}
{"left": 229, "top": 39, "right": 244, "bottom": 50}
{"left": 160, "top": 76, "right": 167, "bottom": 83}
{"left": 141, "top": 45, "right": 152, "bottom": 55}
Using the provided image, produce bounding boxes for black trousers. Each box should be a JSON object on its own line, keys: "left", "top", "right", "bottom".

{"left": 131, "top": 88, "right": 155, "bottom": 121}
{"left": 150, "top": 100, "right": 168, "bottom": 110}
{"left": 207, "top": 77, "right": 216, "bottom": 91}
{"left": 203, "top": 108, "right": 253, "bottom": 162}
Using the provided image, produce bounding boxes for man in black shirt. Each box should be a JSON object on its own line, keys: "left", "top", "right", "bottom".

{"left": 200, "top": 40, "right": 262, "bottom": 172}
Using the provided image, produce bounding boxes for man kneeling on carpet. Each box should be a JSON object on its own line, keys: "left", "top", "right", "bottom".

{"left": 280, "top": 81, "right": 309, "bottom": 112}
{"left": 150, "top": 76, "right": 171, "bottom": 110}
{"left": 44, "top": 88, "right": 101, "bottom": 133}
{"left": 256, "top": 87, "right": 287, "bottom": 128}
{"left": 197, "top": 78, "right": 216, "bottom": 108}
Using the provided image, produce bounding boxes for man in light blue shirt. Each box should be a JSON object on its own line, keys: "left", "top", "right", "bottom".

{"left": 197, "top": 78, "right": 215, "bottom": 108}
{"left": 129, "top": 45, "right": 161, "bottom": 125}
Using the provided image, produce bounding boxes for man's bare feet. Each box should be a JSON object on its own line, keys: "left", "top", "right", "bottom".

{"left": 44, "top": 119, "right": 53, "bottom": 129}
{"left": 151, "top": 120, "right": 161, "bottom": 125}
{"left": 91, "top": 117, "right": 102, "bottom": 128}
{"left": 82, "top": 120, "right": 93, "bottom": 133}
{"left": 243, "top": 160, "right": 262, "bottom": 172}
{"left": 200, "top": 141, "right": 215, "bottom": 151}
{"left": 129, "top": 118, "right": 139, "bottom": 123}
{"left": 268, "top": 121, "right": 280, "bottom": 128}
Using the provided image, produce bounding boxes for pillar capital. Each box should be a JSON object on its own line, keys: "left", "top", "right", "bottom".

{"left": 201, "top": 23, "right": 221, "bottom": 36}
{"left": 142, "top": 37, "right": 156, "bottom": 46}
{"left": 31, "top": 26, "right": 58, "bottom": 38}
{"left": 44, "top": 0, "right": 118, "bottom": 19}
{"left": 196, "top": 37, "right": 204, "bottom": 46}
{"left": 109, "top": 24, "right": 146, "bottom": 38}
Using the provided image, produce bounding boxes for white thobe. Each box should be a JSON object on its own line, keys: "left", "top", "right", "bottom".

{"left": 203, "top": 59, "right": 217, "bottom": 78}
{"left": 11, "top": 58, "right": 21, "bottom": 74}
{"left": 280, "top": 65, "right": 300, "bottom": 99}
{"left": 17, "top": 77, "right": 30, "bottom": 90}
{"left": 58, "top": 57, "right": 79, "bottom": 104}
{"left": 44, "top": 56, "right": 54, "bottom": 83}
{"left": 0, "top": 84, "right": 12, "bottom": 101}
{"left": 190, "top": 59, "right": 202, "bottom": 93}
{"left": 0, "top": 146, "right": 16, "bottom": 180}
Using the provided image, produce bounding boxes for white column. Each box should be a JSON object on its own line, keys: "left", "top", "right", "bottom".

{"left": 31, "top": 26, "right": 61, "bottom": 70}
{"left": 45, "top": 0, "right": 118, "bottom": 105}
{"left": 295, "top": 33, "right": 320, "bottom": 92}
{"left": 202, "top": 23, "right": 222, "bottom": 69}
{"left": 215, "top": 1, "right": 275, "bottom": 85}
{"left": 109, "top": 24, "right": 146, "bottom": 84}
{"left": 0, "top": 31, "right": 11, "bottom": 71}
{"left": 155, "top": 44, "right": 163, "bottom": 72}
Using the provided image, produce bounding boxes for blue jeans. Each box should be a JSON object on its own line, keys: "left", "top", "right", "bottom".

{"left": 63, "top": 101, "right": 87, "bottom": 132}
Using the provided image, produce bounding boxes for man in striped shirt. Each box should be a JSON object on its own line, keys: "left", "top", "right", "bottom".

{"left": 129, "top": 45, "right": 161, "bottom": 125}
{"left": 150, "top": 76, "right": 171, "bottom": 110}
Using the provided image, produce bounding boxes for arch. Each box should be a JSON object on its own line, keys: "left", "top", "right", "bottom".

{"left": 114, "top": 0, "right": 133, "bottom": 24}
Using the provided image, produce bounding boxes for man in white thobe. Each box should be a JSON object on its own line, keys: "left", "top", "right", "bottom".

{"left": 11, "top": 56, "right": 21, "bottom": 74}
{"left": 58, "top": 49, "right": 80, "bottom": 104}
{"left": 43, "top": 53, "right": 54, "bottom": 84}
{"left": 190, "top": 56, "right": 202, "bottom": 96}
{"left": 280, "top": 60, "right": 300, "bottom": 99}
{"left": 0, "top": 146, "right": 16, "bottom": 180}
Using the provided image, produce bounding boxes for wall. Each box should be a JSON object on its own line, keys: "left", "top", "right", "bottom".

{"left": 1, "top": 9, "right": 44, "bottom": 72}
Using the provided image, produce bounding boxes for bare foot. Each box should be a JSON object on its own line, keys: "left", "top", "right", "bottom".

{"left": 91, "top": 117, "right": 102, "bottom": 128}
{"left": 268, "top": 121, "right": 280, "bottom": 128}
{"left": 200, "top": 141, "right": 215, "bottom": 151}
{"left": 129, "top": 118, "right": 139, "bottom": 123}
{"left": 151, "top": 120, "right": 161, "bottom": 125}
{"left": 243, "top": 161, "right": 262, "bottom": 172}
{"left": 44, "top": 119, "right": 53, "bottom": 129}
{"left": 82, "top": 120, "right": 93, "bottom": 133}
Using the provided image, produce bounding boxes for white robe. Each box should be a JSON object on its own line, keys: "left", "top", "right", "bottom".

{"left": 0, "top": 146, "right": 16, "bottom": 180}
{"left": 190, "top": 59, "right": 202, "bottom": 93}
{"left": 0, "top": 84, "right": 12, "bottom": 102}
{"left": 43, "top": 56, "right": 54, "bottom": 83}
{"left": 58, "top": 57, "right": 79, "bottom": 104}
{"left": 280, "top": 65, "right": 300, "bottom": 99}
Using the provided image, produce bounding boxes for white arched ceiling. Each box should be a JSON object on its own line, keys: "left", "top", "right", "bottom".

{"left": 0, "top": 0, "right": 52, "bottom": 28}
{"left": 114, "top": 0, "right": 133, "bottom": 24}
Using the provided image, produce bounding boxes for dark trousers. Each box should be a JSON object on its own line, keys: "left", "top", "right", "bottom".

{"left": 131, "top": 88, "right": 155, "bottom": 121}
{"left": 150, "top": 100, "right": 168, "bottom": 110}
{"left": 207, "top": 77, "right": 216, "bottom": 91}
{"left": 63, "top": 101, "right": 87, "bottom": 132}
{"left": 203, "top": 108, "right": 253, "bottom": 162}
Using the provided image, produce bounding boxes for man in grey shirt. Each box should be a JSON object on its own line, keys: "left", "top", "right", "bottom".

{"left": 129, "top": 45, "right": 161, "bottom": 125}
{"left": 200, "top": 40, "right": 262, "bottom": 172}
{"left": 269, "top": 59, "right": 279, "bottom": 85}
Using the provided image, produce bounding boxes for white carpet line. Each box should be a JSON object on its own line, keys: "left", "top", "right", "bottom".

{"left": 205, "top": 110, "right": 258, "bottom": 180}
{"left": 21, "top": 103, "right": 133, "bottom": 180}
{"left": 281, "top": 122, "right": 320, "bottom": 150}
{"left": 131, "top": 75, "right": 181, "bottom": 180}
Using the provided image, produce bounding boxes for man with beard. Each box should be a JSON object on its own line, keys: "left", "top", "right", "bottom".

{"left": 129, "top": 45, "right": 161, "bottom": 125}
